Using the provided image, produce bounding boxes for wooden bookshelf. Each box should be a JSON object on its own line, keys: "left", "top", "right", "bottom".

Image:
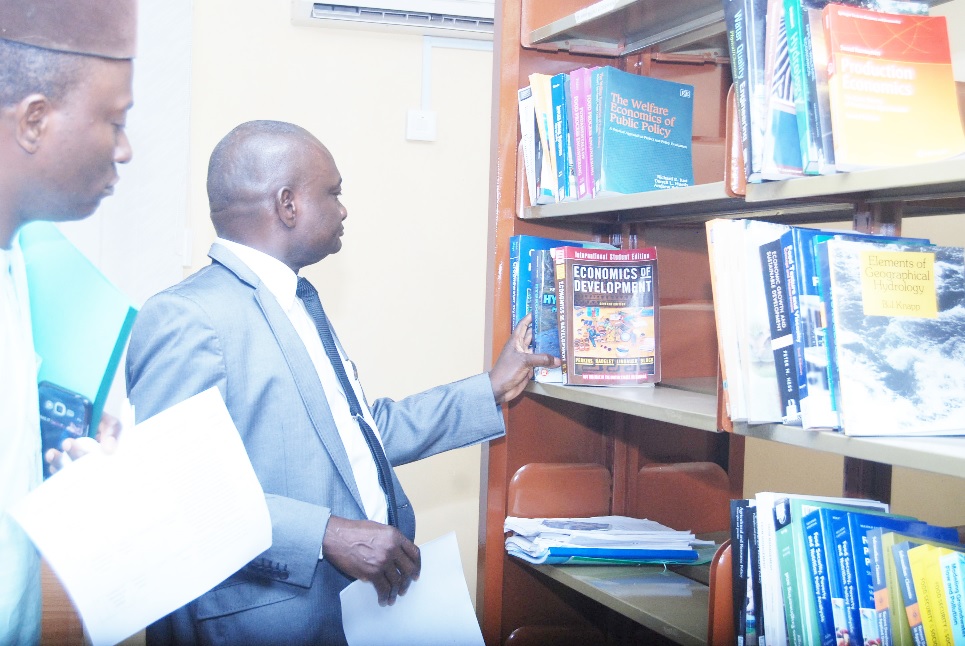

{"left": 480, "top": 0, "right": 965, "bottom": 644}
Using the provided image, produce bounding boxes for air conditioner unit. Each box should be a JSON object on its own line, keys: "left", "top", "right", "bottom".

{"left": 291, "top": 0, "right": 495, "bottom": 40}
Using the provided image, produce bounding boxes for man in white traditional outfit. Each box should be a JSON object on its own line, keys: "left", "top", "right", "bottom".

{"left": 0, "top": 1, "right": 137, "bottom": 642}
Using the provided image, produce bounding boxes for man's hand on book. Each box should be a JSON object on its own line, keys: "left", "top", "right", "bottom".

{"left": 489, "top": 313, "right": 561, "bottom": 405}
{"left": 45, "top": 411, "right": 122, "bottom": 475}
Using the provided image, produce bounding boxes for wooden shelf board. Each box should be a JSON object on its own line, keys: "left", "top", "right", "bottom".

{"left": 734, "top": 423, "right": 965, "bottom": 478}
{"left": 527, "top": 562, "right": 710, "bottom": 646}
{"left": 525, "top": 381, "right": 719, "bottom": 431}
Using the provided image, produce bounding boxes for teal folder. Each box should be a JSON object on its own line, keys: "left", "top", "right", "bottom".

{"left": 19, "top": 222, "right": 137, "bottom": 432}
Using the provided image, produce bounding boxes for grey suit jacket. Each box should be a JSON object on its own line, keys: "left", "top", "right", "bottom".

{"left": 126, "top": 244, "right": 504, "bottom": 646}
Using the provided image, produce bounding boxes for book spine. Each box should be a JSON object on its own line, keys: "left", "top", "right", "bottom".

{"left": 761, "top": 0, "right": 805, "bottom": 180}
{"left": 869, "top": 527, "right": 895, "bottom": 646}
{"left": 909, "top": 545, "right": 953, "bottom": 646}
{"left": 591, "top": 67, "right": 606, "bottom": 196}
{"left": 938, "top": 550, "right": 965, "bottom": 646}
{"left": 581, "top": 67, "right": 596, "bottom": 197}
{"left": 782, "top": 0, "right": 822, "bottom": 174}
{"left": 804, "top": 6, "right": 835, "bottom": 174}
{"left": 803, "top": 509, "right": 838, "bottom": 646}
{"left": 774, "top": 499, "right": 806, "bottom": 645}
{"left": 830, "top": 509, "right": 865, "bottom": 646}
{"left": 531, "top": 249, "right": 562, "bottom": 383}
{"left": 510, "top": 236, "right": 521, "bottom": 328}
{"left": 780, "top": 230, "right": 810, "bottom": 421}
{"left": 517, "top": 86, "right": 538, "bottom": 207}
{"left": 748, "top": 504, "right": 765, "bottom": 645}
{"left": 568, "top": 69, "right": 589, "bottom": 200}
{"left": 550, "top": 73, "right": 571, "bottom": 202}
{"left": 732, "top": 500, "right": 751, "bottom": 646}
{"left": 760, "top": 238, "right": 802, "bottom": 424}
{"left": 895, "top": 542, "right": 929, "bottom": 646}
{"left": 555, "top": 250, "right": 570, "bottom": 383}
{"left": 724, "top": 0, "right": 753, "bottom": 180}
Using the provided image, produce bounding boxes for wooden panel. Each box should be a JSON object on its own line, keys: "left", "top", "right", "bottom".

{"left": 505, "top": 625, "right": 606, "bottom": 646}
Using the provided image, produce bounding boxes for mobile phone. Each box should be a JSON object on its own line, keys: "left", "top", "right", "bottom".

{"left": 38, "top": 381, "right": 92, "bottom": 475}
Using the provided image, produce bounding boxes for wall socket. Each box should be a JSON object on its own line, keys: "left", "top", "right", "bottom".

{"left": 406, "top": 109, "right": 437, "bottom": 142}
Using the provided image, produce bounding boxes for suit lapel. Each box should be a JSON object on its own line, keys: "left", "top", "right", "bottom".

{"left": 208, "top": 244, "right": 367, "bottom": 514}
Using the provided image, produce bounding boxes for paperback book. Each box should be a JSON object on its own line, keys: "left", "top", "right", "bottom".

{"left": 554, "top": 246, "right": 659, "bottom": 386}
{"left": 821, "top": 239, "right": 965, "bottom": 436}
{"left": 590, "top": 66, "right": 694, "bottom": 196}
{"left": 530, "top": 248, "right": 562, "bottom": 383}
{"left": 824, "top": 4, "right": 965, "bottom": 171}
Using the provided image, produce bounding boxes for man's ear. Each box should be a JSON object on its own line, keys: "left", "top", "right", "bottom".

{"left": 276, "top": 186, "right": 296, "bottom": 229}
{"left": 15, "top": 94, "right": 52, "bottom": 154}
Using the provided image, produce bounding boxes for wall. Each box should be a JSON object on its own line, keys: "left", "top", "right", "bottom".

{"left": 188, "top": 0, "right": 494, "bottom": 601}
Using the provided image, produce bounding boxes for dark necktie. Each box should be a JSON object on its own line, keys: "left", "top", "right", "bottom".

{"left": 296, "top": 277, "right": 398, "bottom": 528}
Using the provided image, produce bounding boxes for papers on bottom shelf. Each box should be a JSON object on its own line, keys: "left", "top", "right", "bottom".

{"left": 504, "top": 515, "right": 715, "bottom": 565}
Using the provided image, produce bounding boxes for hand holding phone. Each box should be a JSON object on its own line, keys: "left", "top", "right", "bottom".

{"left": 38, "top": 381, "right": 91, "bottom": 478}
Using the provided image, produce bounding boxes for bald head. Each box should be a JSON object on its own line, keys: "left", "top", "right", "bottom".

{"left": 207, "top": 120, "right": 347, "bottom": 271}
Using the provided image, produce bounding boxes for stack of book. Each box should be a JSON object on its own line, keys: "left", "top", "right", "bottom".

{"left": 518, "top": 65, "right": 695, "bottom": 206}
{"left": 707, "top": 218, "right": 965, "bottom": 438}
{"left": 731, "top": 494, "right": 963, "bottom": 646}
{"left": 721, "top": 0, "right": 965, "bottom": 182}
{"left": 504, "top": 515, "right": 713, "bottom": 565}
{"left": 510, "top": 234, "right": 660, "bottom": 387}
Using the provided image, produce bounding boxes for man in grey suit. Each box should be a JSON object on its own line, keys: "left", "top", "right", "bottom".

{"left": 126, "top": 120, "right": 556, "bottom": 645}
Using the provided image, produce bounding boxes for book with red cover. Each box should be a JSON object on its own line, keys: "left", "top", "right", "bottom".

{"left": 824, "top": 4, "right": 965, "bottom": 171}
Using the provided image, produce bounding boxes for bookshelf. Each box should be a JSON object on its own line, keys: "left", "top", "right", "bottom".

{"left": 479, "top": 0, "right": 965, "bottom": 644}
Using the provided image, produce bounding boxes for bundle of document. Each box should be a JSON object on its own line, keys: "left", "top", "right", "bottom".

{"left": 504, "top": 515, "right": 713, "bottom": 565}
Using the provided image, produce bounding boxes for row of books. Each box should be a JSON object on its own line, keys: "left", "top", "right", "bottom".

{"left": 510, "top": 234, "right": 660, "bottom": 386}
{"left": 732, "top": 493, "right": 964, "bottom": 646}
{"left": 517, "top": 65, "right": 696, "bottom": 206}
{"left": 707, "top": 218, "right": 965, "bottom": 437}
{"left": 722, "top": 0, "right": 965, "bottom": 181}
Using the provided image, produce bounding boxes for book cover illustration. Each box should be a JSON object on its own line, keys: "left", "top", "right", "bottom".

{"left": 823, "top": 239, "right": 965, "bottom": 436}
{"left": 555, "top": 246, "right": 659, "bottom": 386}
{"left": 824, "top": 4, "right": 965, "bottom": 171}
{"left": 590, "top": 66, "right": 694, "bottom": 196}
{"left": 19, "top": 221, "right": 138, "bottom": 432}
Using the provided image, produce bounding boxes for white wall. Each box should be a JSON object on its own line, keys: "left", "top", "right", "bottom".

{"left": 189, "top": 0, "right": 494, "bottom": 601}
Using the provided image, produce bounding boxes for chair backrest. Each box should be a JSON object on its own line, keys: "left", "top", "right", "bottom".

{"left": 507, "top": 462, "right": 611, "bottom": 518}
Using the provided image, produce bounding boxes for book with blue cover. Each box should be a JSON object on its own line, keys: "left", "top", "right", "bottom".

{"left": 19, "top": 221, "right": 138, "bottom": 431}
{"left": 590, "top": 66, "right": 694, "bottom": 196}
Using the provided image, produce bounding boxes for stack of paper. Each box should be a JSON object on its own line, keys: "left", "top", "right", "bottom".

{"left": 504, "top": 515, "right": 714, "bottom": 565}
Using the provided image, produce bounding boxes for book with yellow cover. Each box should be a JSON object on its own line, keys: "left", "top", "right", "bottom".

{"left": 823, "top": 4, "right": 965, "bottom": 171}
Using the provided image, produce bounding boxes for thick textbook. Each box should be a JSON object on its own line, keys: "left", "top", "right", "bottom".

{"left": 590, "top": 66, "right": 694, "bottom": 196}
{"left": 555, "top": 246, "right": 659, "bottom": 386}
{"left": 19, "top": 222, "right": 137, "bottom": 431}
{"left": 821, "top": 239, "right": 965, "bottom": 436}
{"left": 824, "top": 4, "right": 965, "bottom": 171}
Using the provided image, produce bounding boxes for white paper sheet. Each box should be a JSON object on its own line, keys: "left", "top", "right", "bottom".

{"left": 11, "top": 387, "right": 272, "bottom": 646}
{"left": 340, "top": 531, "right": 484, "bottom": 646}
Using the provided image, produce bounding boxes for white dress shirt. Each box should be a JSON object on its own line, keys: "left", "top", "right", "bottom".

{"left": 214, "top": 239, "right": 389, "bottom": 534}
{"left": 0, "top": 242, "right": 42, "bottom": 645}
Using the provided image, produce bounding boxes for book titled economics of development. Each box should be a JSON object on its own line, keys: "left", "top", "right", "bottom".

{"left": 590, "top": 66, "right": 694, "bottom": 196}
{"left": 554, "top": 246, "right": 659, "bottom": 386}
